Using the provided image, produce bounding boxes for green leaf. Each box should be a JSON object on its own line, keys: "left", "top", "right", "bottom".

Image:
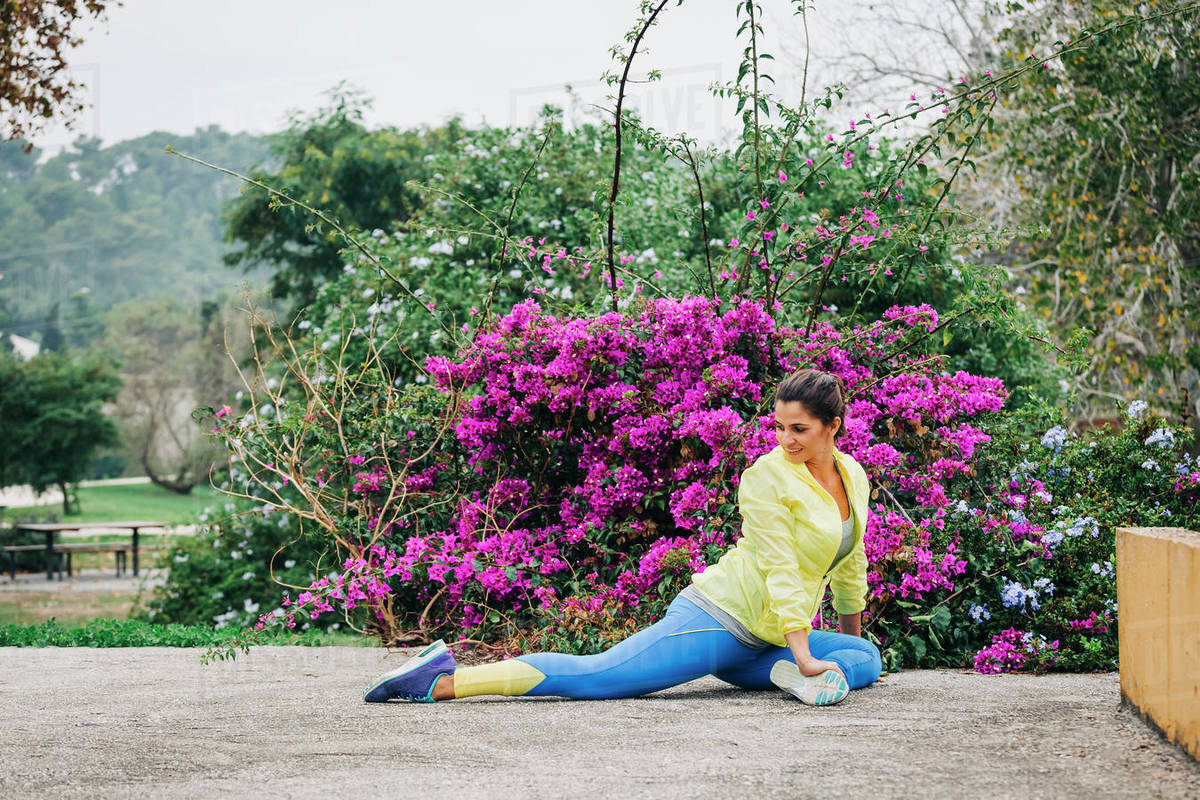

{"left": 930, "top": 604, "right": 952, "bottom": 633}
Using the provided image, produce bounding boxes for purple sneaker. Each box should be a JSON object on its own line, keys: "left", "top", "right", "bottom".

{"left": 363, "top": 640, "right": 457, "bottom": 703}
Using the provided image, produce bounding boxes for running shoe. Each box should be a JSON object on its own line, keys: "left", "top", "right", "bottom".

{"left": 769, "top": 660, "right": 849, "bottom": 706}
{"left": 363, "top": 640, "right": 457, "bottom": 703}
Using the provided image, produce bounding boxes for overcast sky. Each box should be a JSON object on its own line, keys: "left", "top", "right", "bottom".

{"left": 32, "top": 1, "right": 771, "bottom": 152}
{"left": 29, "top": 0, "right": 953, "bottom": 155}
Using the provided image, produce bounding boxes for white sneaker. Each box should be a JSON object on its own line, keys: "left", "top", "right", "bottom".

{"left": 769, "top": 660, "right": 849, "bottom": 706}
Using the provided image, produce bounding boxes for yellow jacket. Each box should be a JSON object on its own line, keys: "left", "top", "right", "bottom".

{"left": 691, "top": 446, "right": 870, "bottom": 645}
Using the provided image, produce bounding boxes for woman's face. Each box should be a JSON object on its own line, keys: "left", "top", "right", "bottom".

{"left": 773, "top": 400, "right": 840, "bottom": 465}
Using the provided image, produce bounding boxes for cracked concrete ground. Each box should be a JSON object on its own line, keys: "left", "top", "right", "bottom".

{"left": 1, "top": 646, "right": 1197, "bottom": 799}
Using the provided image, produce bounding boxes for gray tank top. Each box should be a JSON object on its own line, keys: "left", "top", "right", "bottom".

{"left": 831, "top": 475, "right": 856, "bottom": 568}
{"left": 832, "top": 508, "right": 855, "bottom": 568}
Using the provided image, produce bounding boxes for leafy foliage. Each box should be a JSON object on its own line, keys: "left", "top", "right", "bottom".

{"left": 0, "top": 617, "right": 368, "bottom": 649}
{"left": 870, "top": 401, "right": 1198, "bottom": 672}
{"left": 0, "top": 349, "right": 120, "bottom": 512}
{"left": 0, "top": 128, "right": 270, "bottom": 348}
{"left": 150, "top": 1, "right": 1199, "bottom": 678}
{"left": 222, "top": 89, "right": 462, "bottom": 306}
{"left": 142, "top": 495, "right": 338, "bottom": 631}
{"left": 0, "top": 0, "right": 115, "bottom": 144}
{"left": 983, "top": 0, "right": 1200, "bottom": 421}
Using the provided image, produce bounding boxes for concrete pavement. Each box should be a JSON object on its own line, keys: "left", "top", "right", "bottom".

{"left": 0, "top": 646, "right": 1197, "bottom": 799}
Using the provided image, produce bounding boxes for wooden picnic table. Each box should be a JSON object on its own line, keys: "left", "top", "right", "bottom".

{"left": 11, "top": 521, "right": 166, "bottom": 580}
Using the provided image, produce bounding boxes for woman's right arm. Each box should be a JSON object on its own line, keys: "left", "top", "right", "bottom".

{"left": 784, "top": 629, "right": 846, "bottom": 679}
{"left": 738, "top": 469, "right": 820, "bottom": 637}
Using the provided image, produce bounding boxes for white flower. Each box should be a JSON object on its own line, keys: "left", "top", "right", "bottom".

{"left": 1066, "top": 517, "right": 1101, "bottom": 538}
{"left": 1126, "top": 400, "right": 1148, "bottom": 419}
{"left": 968, "top": 603, "right": 991, "bottom": 624}
{"left": 1001, "top": 579, "right": 1040, "bottom": 611}
{"left": 1040, "top": 426, "right": 1069, "bottom": 449}
{"left": 1144, "top": 428, "right": 1175, "bottom": 449}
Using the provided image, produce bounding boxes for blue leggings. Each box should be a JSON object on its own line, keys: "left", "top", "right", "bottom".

{"left": 490, "top": 594, "right": 880, "bottom": 700}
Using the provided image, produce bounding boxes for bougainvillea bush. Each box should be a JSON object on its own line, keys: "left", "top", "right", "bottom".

{"left": 206, "top": 296, "right": 1005, "bottom": 651}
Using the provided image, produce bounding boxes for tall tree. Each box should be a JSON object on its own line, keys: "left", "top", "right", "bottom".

{"left": 0, "top": 350, "right": 120, "bottom": 513}
{"left": 104, "top": 295, "right": 246, "bottom": 494}
{"left": 222, "top": 89, "right": 455, "bottom": 306}
{"left": 40, "top": 302, "right": 64, "bottom": 352}
{"left": 985, "top": 0, "right": 1200, "bottom": 422}
{"left": 0, "top": 1, "right": 117, "bottom": 146}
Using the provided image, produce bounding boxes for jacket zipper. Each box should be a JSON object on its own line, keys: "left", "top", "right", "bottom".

{"left": 790, "top": 454, "right": 862, "bottom": 618}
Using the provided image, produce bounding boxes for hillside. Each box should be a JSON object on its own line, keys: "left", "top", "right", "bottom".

{"left": 0, "top": 128, "right": 273, "bottom": 347}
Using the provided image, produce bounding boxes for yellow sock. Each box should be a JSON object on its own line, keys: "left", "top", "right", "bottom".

{"left": 453, "top": 659, "right": 546, "bottom": 698}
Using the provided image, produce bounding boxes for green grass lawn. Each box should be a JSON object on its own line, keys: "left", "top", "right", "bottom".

{"left": 6, "top": 482, "right": 222, "bottom": 526}
{"left": 0, "top": 590, "right": 137, "bottom": 627}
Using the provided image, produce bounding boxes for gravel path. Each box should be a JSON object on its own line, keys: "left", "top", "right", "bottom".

{"left": 1, "top": 646, "right": 1196, "bottom": 799}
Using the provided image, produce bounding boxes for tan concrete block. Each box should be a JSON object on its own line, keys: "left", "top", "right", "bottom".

{"left": 1166, "top": 529, "right": 1200, "bottom": 760}
{"left": 1117, "top": 527, "right": 1171, "bottom": 726}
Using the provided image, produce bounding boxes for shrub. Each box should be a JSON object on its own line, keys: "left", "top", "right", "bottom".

{"left": 141, "top": 496, "right": 342, "bottom": 631}
{"left": 219, "top": 295, "right": 1016, "bottom": 656}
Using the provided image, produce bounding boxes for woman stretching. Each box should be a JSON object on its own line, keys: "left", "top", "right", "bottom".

{"left": 363, "top": 368, "right": 881, "bottom": 706}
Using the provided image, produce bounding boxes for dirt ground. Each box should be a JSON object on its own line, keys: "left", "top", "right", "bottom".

{"left": 0, "top": 646, "right": 1197, "bottom": 799}
{"left": 0, "top": 568, "right": 162, "bottom": 625}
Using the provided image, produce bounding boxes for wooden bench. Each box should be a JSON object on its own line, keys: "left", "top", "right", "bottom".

{"left": 13, "top": 521, "right": 165, "bottom": 579}
{"left": 3, "top": 542, "right": 163, "bottom": 579}
{"left": 53, "top": 542, "right": 133, "bottom": 578}
{"left": 3, "top": 544, "right": 65, "bottom": 580}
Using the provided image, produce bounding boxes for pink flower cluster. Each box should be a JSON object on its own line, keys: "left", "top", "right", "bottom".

{"left": 1174, "top": 471, "right": 1200, "bottom": 504}
{"left": 973, "top": 628, "right": 1060, "bottom": 674}
{"left": 1066, "top": 611, "right": 1111, "bottom": 634}
{"left": 636, "top": 536, "right": 707, "bottom": 594}
{"left": 863, "top": 508, "right": 966, "bottom": 601}
{"left": 256, "top": 544, "right": 400, "bottom": 629}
